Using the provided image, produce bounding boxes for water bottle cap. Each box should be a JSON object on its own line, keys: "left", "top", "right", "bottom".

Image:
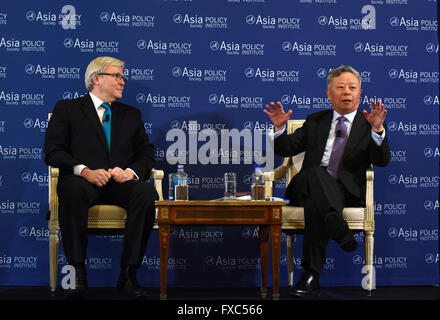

{"left": 178, "top": 164, "right": 184, "bottom": 170}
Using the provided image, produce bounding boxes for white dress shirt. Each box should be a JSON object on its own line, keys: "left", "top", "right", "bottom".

{"left": 269, "top": 109, "right": 386, "bottom": 167}
{"left": 73, "top": 92, "right": 139, "bottom": 180}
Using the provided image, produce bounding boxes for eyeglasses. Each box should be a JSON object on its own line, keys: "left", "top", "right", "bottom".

{"left": 96, "top": 73, "right": 127, "bottom": 82}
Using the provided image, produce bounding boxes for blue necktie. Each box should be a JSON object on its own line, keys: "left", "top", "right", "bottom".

{"left": 101, "top": 103, "right": 111, "bottom": 149}
{"left": 327, "top": 116, "right": 348, "bottom": 177}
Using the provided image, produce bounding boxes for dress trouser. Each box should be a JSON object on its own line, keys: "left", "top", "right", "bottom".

{"left": 57, "top": 175, "right": 158, "bottom": 268}
{"left": 288, "top": 165, "right": 361, "bottom": 275}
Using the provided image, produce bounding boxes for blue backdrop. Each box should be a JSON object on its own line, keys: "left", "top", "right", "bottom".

{"left": 0, "top": 0, "right": 438, "bottom": 288}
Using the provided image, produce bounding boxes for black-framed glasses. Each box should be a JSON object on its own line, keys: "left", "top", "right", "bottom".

{"left": 96, "top": 73, "right": 127, "bottom": 82}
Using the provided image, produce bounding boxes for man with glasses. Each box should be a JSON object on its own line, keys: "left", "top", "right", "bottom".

{"left": 44, "top": 57, "right": 158, "bottom": 299}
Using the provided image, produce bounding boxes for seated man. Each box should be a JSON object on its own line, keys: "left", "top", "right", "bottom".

{"left": 264, "top": 65, "right": 390, "bottom": 297}
{"left": 44, "top": 56, "right": 158, "bottom": 299}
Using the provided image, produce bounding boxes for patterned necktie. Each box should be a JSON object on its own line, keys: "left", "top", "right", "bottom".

{"left": 101, "top": 103, "right": 111, "bottom": 149}
{"left": 327, "top": 116, "right": 348, "bottom": 177}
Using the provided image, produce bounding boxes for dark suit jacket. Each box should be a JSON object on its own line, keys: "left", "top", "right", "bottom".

{"left": 44, "top": 93, "right": 155, "bottom": 181}
{"left": 274, "top": 109, "right": 390, "bottom": 202}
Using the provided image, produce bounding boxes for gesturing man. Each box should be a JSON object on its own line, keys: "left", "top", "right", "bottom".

{"left": 264, "top": 65, "right": 390, "bottom": 297}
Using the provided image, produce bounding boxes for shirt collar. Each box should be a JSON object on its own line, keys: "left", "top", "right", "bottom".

{"left": 332, "top": 109, "right": 357, "bottom": 124}
{"left": 89, "top": 92, "right": 111, "bottom": 111}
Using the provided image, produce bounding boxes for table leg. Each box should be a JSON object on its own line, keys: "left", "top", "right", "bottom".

{"left": 259, "top": 225, "right": 269, "bottom": 298}
{"left": 159, "top": 224, "right": 170, "bottom": 300}
{"left": 270, "top": 224, "right": 281, "bottom": 300}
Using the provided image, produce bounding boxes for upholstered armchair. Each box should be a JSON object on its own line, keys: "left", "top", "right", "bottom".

{"left": 263, "top": 120, "right": 375, "bottom": 291}
{"left": 48, "top": 167, "right": 164, "bottom": 292}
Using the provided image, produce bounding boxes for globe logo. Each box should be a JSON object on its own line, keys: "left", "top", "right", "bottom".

{"left": 172, "top": 67, "right": 182, "bottom": 77}
{"left": 137, "top": 40, "right": 147, "bottom": 50}
{"left": 23, "top": 118, "right": 34, "bottom": 129}
{"left": 205, "top": 256, "right": 215, "bottom": 266}
{"left": 282, "top": 42, "right": 292, "bottom": 51}
{"left": 354, "top": 42, "right": 364, "bottom": 52}
{"left": 245, "top": 67, "right": 255, "bottom": 78}
{"left": 57, "top": 255, "right": 67, "bottom": 265}
{"left": 318, "top": 16, "right": 328, "bottom": 25}
{"left": 169, "top": 228, "right": 179, "bottom": 238}
{"left": 19, "top": 226, "right": 29, "bottom": 237}
{"left": 387, "top": 121, "right": 397, "bottom": 131}
{"left": 26, "top": 11, "right": 36, "bottom": 21}
{"left": 241, "top": 227, "right": 253, "bottom": 239}
{"left": 423, "top": 95, "right": 433, "bottom": 105}
{"left": 352, "top": 255, "right": 363, "bottom": 265}
{"left": 170, "top": 120, "right": 180, "bottom": 129}
{"left": 387, "top": 227, "right": 398, "bottom": 237}
{"left": 63, "top": 92, "right": 73, "bottom": 100}
{"left": 425, "top": 43, "right": 436, "bottom": 53}
{"left": 100, "top": 12, "right": 110, "bottom": 22}
{"left": 424, "top": 200, "right": 434, "bottom": 211}
{"left": 136, "top": 93, "right": 146, "bottom": 103}
{"left": 173, "top": 14, "right": 183, "bottom": 24}
{"left": 21, "top": 172, "right": 32, "bottom": 182}
{"left": 280, "top": 255, "right": 287, "bottom": 266}
{"left": 243, "top": 121, "right": 254, "bottom": 130}
{"left": 388, "top": 174, "right": 398, "bottom": 184}
{"left": 63, "top": 38, "right": 74, "bottom": 48}
{"left": 25, "top": 64, "right": 35, "bottom": 75}
{"left": 317, "top": 68, "right": 327, "bottom": 78}
{"left": 208, "top": 94, "right": 218, "bottom": 104}
{"left": 210, "top": 41, "right": 220, "bottom": 51}
{"left": 389, "top": 17, "right": 399, "bottom": 27}
{"left": 424, "top": 148, "right": 434, "bottom": 158}
{"left": 281, "top": 95, "right": 291, "bottom": 105}
{"left": 388, "top": 69, "right": 398, "bottom": 79}
{"left": 246, "top": 15, "right": 256, "bottom": 24}
{"left": 425, "top": 254, "right": 435, "bottom": 264}
{"left": 242, "top": 174, "right": 252, "bottom": 185}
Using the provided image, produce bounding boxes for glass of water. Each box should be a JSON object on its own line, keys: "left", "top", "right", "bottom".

{"left": 224, "top": 172, "right": 237, "bottom": 200}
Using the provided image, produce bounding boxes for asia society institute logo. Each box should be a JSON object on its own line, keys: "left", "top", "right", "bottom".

{"left": 21, "top": 172, "right": 32, "bottom": 182}
{"left": 19, "top": 226, "right": 29, "bottom": 237}
{"left": 100, "top": 12, "right": 110, "bottom": 22}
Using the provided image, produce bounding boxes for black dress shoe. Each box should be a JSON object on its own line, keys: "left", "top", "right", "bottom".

{"left": 64, "top": 264, "right": 88, "bottom": 299}
{"left": 288, "top": 271, "right": 320, "bottom": 298}
{"left": 117, "top": 266, "right": 149, "bottom": 299}
{"left": 325, "top": 213, "right": 358, "bottom": 252}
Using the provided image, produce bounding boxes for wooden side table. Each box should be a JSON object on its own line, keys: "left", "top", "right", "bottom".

{"left": 155, "top": 200, "right": 285, "bottom": 300}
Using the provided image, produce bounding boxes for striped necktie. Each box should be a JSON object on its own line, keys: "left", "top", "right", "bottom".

{"left": 327, "top": 116, "right": 348, "bottom": 177}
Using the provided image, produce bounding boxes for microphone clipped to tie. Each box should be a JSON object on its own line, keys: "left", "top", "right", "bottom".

{"left": 104, "top": 114, "right": 110, "bottom": 122}
{"left": 335, "top": 129, "right": 342, "bottom": 138}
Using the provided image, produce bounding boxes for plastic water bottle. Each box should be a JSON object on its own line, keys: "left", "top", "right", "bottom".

{"left": 174, "top": 165, "right": 189, "bottom": 200}
{"left": 168, "top": 173, "right": 174, "bottom": 200}
{"left": 251, "top": 164, "right": 265, "bottom": 201}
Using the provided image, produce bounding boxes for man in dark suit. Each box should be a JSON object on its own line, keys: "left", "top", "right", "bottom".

{"left": 44, "top": 56, "right": 158, "bottom": 298}
{"left": 264, "top": 65, "right": 390, "bottom": 297}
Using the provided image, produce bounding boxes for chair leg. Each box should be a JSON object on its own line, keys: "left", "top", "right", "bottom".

{"left": 363, "top": 231, "right": 375, "bottom": 291}
{"left": 286, "top": 233, "right": 294, "bottom": 287}
{"left": 49, "top": 228, "right": 59, "bottom": 292}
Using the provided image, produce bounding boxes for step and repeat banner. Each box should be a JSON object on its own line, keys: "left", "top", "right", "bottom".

{"left": 0, "top": 0, "right": 438, "bottom": 288}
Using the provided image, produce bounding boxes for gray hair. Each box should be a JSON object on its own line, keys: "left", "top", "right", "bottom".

{"left": 84, "top": 56, "right": 125, "bottom": 91}
{"left": 326, "top": 65, "right": 361, "bottom": 88}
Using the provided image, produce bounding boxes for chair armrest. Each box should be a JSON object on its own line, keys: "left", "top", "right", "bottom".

{"left": 364, "top": 167, "right": 374, "bottom": 231}
{"left": 263, "top": 157, "right": 292, "bottom": 199}
{"left": 48, "top": 167, "right": 59, "bottom": 229}
{"left": 150, "top": 168, "right": 164, "bottom": 201}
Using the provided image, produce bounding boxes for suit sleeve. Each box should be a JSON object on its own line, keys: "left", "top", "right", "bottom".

{"left": 274, "top": 121, "right": 308, "bottom": 157}
{"left": 368, "top": 132, "right": 391, "bottom": 167}
{"left": 44, "top": 100, "right": 80, "bottom": 172}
